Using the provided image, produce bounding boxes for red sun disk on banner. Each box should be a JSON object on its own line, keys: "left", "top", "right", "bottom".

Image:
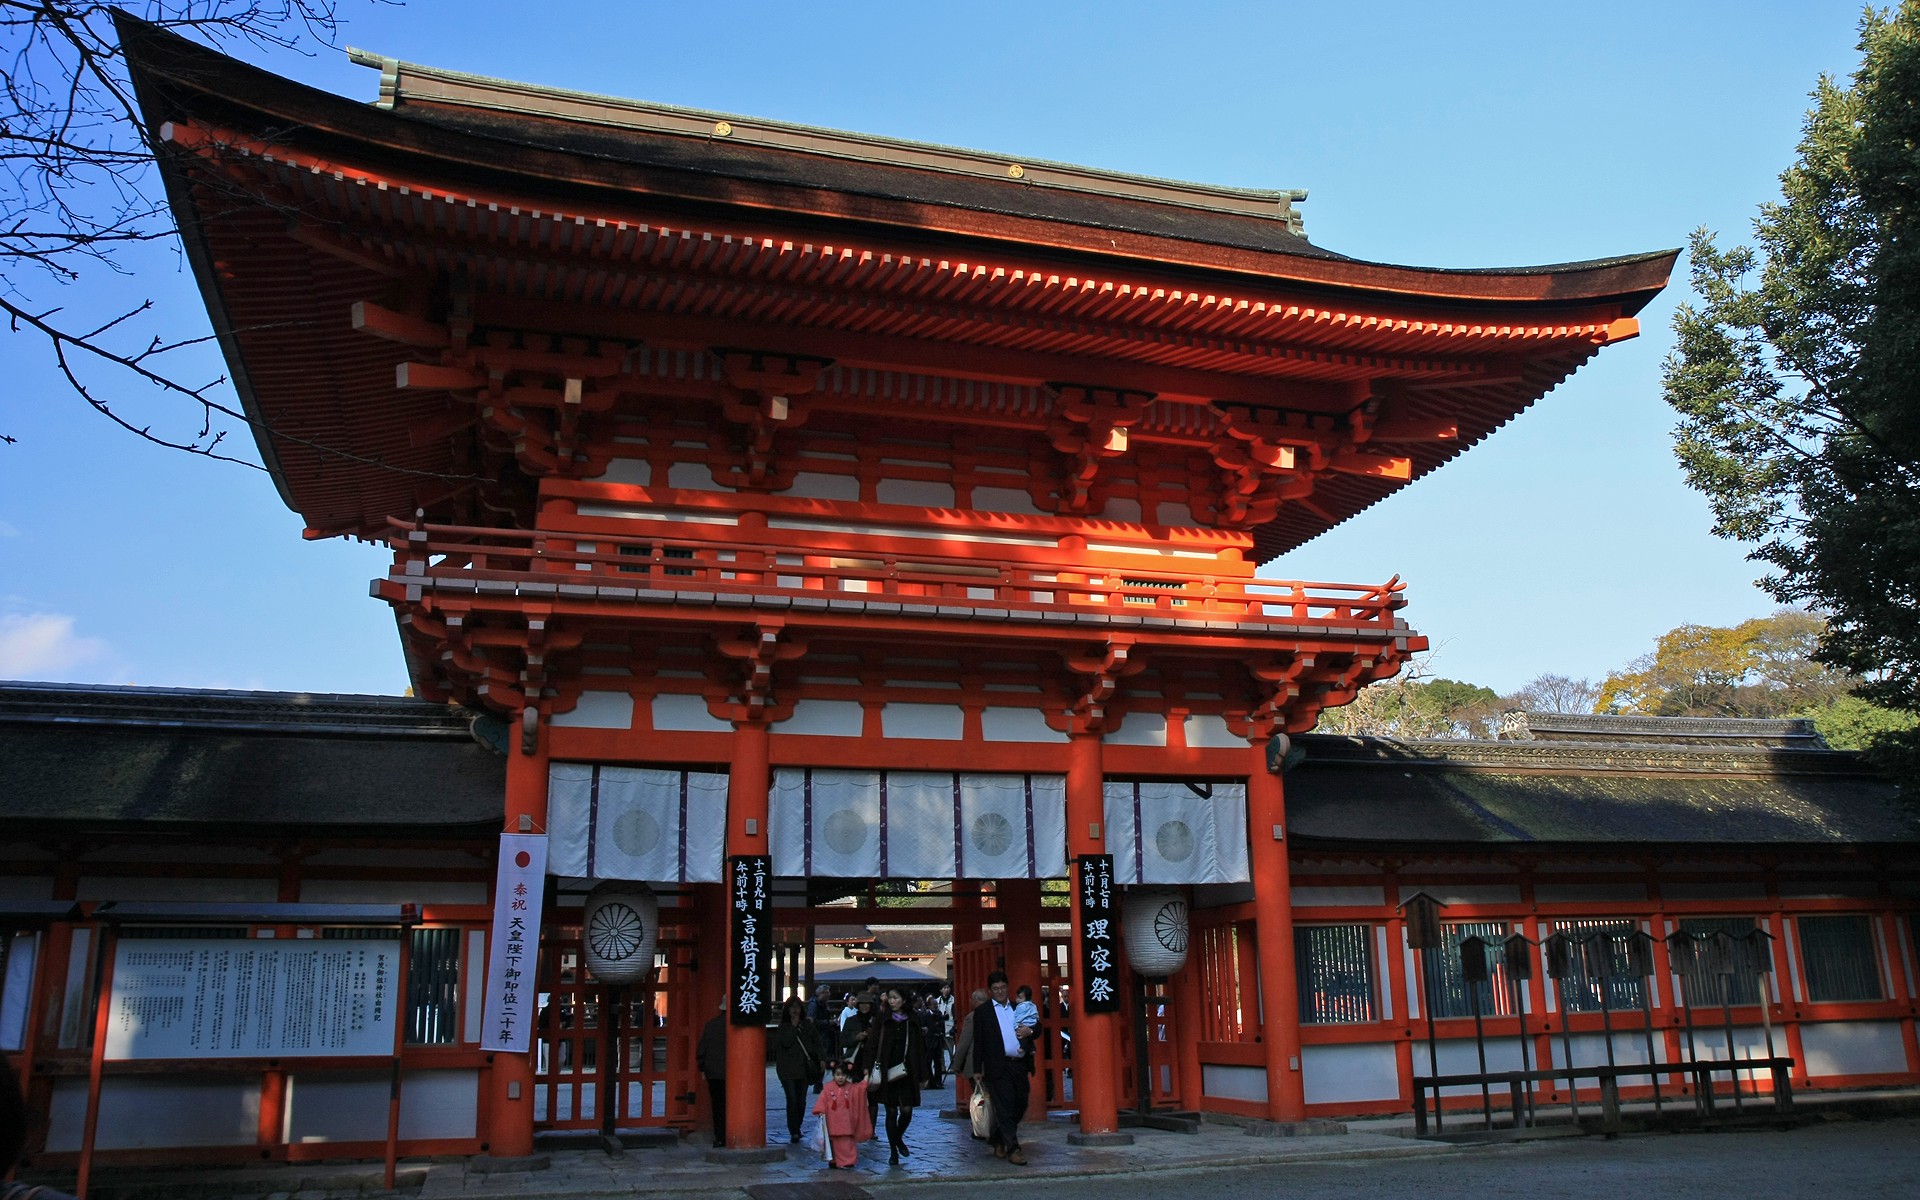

{"left": 515, "top": 851, "right": 531, "bottom": 868}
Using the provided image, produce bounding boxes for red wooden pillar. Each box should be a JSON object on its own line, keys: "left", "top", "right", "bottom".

{"left": 1383, "top": 898, "right": 1416, "bottom": 1108}
{"left": 952, "top": 879, "right": 983, "bottom": 951}
{"left": 691, "top": 883, "right": 727, "bottom": 1134}
{"left": 997, "top": 879, "right": 1044, "bottom": 1113}
{"left": 950, "top": 879, "right": 982, "bottom": 1107}
{"left": 1065, "top": 730, "right": 1121, "bottom": 1133}
{"left": 724, "top": 720, "right": 771, "bottom": 1148}
{"left": 489, "top": 726, "right": 548, "bottom": 1158}
{"left": 1245, "top": 733, "right": 1307, "bottom": 1122}
{"left": 1167, "top": 907, "right": 1205, "bottom": 1110}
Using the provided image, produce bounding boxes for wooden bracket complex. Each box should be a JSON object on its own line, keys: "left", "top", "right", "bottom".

{"left": 1047, "top": 384, "right": 1156, "bottom": 513}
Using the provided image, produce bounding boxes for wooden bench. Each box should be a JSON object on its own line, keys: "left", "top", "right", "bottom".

{"left": 1412, "top": 1057, "right": 1795, "bottom": 1136}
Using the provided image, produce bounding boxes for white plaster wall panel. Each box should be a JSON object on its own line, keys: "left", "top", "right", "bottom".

{"left": 0, "top": 876, "right": 53, "bottom": 900}
{"left": 59, "top": 929, "right": 90, "bottom": 1048}
{"left": 549, "top": 691, "right": 634, "bottom": 730}
{"left": 1533, "top": 883, "right": 1648, "bottom": 904}
{"left": 1559, "top": 1032, "right": 1665, "bottom": 1073}
{"left": 287, "top": 1072, "right": 387, "bottom": 1142}
{"left": 782, "top": 471, "right": 862, "bottom": 500}
{"left": 1104, "top": 713, "right": 1168, "bottom": 747}
{"left": 876, "top": 478, "right": 956, "bottom": 508}
{"left": 884, "top": 772, "right": 959, "bottom": 879}
{"left": 464, "top": 929, "right": 486, "bottom": 1044}
{"left": 1293, "top": 886, "right": 1387, "bottom": 908}
{"left": 1156, "top": 502, "right": 1200, "bottom": 527}
{"left": 1377, "top": 927, "right": 1396, "bottom": 1020}
{"left": 1201, "top": 1063, "right": 1268, "bottom": 1103}
{"left": 781, "top": 699, "right": 867, "bottom": 737}
{"left": 882, "top": 703, "right": 964, "bottom": 741}
{"left": 47, "top": 1077, "right": 259, "bottom": 1151}
{"left": 2, "top": 934, "right": 35, "bottom": 1050}
{"left": 1302, "top": 1043, "right": 1401, "bottom": 1105}
{"left": 1100, "top": 497, "right": 1143, "bottom": 522}
{"left": 587, "top": 458, "right": 650, "bottom": 485}
{"left": 651, "top": 693, "right": 732, "bottom": 733}
{"left": 1800, "top": 1020, "right": 1909, "bottom": 1078}
{"left": 665, "top": 462, "right": 724, "bottom": 490}
{"left": 287, "top": 1069, "right": 473, "bottom": 1143}
{"left": 76, "top": 877, "right": 277, "bottom": 903}
{"left": 299, "top": 880, "right": 489, "bottom": 905}
{"left": 972, "top": 486, "right": 1044, "bottom": 515}
{"left": 1435, "top": 1037, "right": 1526, "bottom": 1097}
{"left": 1182, "top": 715, "right": 1245, "bottom": 748}
{"left": 397, "top": 1069, "right": 481, "bottom": 1141}
{"left": 981, "top": 706, "right": 1069, "bottom": 743}
{"left": 1397, "top": 885, "right": 1522, "bottom": 907}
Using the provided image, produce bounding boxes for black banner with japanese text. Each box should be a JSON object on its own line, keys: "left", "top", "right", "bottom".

{"left": 729, "top": 854, "right": 772, "bottom": 1025}
{"left": 1076, "top": 853, "right": 1119, "bottom": 1013}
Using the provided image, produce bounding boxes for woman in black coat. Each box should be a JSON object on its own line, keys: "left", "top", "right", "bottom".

{"left": 870, "top": 985, "right": 924, "bottom": 1164}
{"left": 769, "top": 997, "right": 824, "bottom": 1143}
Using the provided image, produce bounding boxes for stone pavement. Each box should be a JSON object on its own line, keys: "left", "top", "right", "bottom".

{"left": 46, "top": 1071, "right": 1453, "bottom": 1200}
{"left": 37, "top": 1075, "right": 1920, "bottom": 1200}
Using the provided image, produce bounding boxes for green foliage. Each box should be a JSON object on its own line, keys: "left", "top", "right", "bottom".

{"left": 1316, "top": 662, "right": 1502, "bottom": 738}
{"left": 1663, "top": 5, "right": 1920, "bottom": 774}
{"left": 1798, "top": 693, "right": 1920, "bottom": 749}
{"left": 1598, "top": 610, "right": 1855, "bottom": 717}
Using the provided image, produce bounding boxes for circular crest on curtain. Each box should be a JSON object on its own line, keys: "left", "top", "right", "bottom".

{"left": 1122, "top": 887, "right": 1189, "bottom": 978}
{"left": 583, "top": 879, "right": 659, "bottom": 985}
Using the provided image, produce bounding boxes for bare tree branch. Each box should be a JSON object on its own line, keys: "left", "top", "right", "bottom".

{"left": 0, "top": 1, "right": 477, "bottom": 493}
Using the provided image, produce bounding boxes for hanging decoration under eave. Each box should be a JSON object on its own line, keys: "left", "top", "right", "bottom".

{"left": 1103, "top": 781, "right": 1249, "bottom": 884}
{"left": 581, "top": 880, "right": 659, "bottom": 985}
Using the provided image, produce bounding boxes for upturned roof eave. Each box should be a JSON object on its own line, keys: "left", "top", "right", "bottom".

{"left": 117, "top": 13, "right": 1676, "bottom": 315}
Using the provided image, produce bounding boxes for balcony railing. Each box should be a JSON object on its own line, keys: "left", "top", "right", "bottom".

{"left": 382, "top": 517, "right": 1410, "bottom": 635}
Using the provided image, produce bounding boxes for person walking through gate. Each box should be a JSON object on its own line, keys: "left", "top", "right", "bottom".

{"left": 812, "top": 1062, "right": 873, "bottom": 1169}
{"left": 695, "top": 999, "right": 728, "bottom": 1148}
{"left": 968, "top": 970, "right": 1033, "bottom": 1164}
{"left": 772, "top": 997, "right": 825, "bottom": 1143}
{"left": 871, "top": 985, "right": 924, "bottom": 1164}
{"left": 844, "top": 991, "right": 884, "bottom": 1137}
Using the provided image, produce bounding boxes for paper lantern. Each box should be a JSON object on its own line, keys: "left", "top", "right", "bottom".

{"left": 1122, "top": 887, "right": 1189, "bottom": 978}
{"left": 582, "top": 880, "right": 659, "bottom": 985}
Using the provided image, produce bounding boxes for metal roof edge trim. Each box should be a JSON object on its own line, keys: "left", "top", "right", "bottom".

{"left": 347, "top": 50, "right": 1307, "bottom": 226}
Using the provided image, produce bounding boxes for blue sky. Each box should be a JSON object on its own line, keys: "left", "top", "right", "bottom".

{"left": 0, "top": 1, "right": 1869, "bottom": 696}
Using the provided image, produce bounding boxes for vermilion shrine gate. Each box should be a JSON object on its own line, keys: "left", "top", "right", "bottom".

{"left": 107, "top": 13, "right": 1678, "bottom": 1159}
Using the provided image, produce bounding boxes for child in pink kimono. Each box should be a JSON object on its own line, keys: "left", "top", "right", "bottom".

{"left": 812, "top": 1065, "right": 873, "bottom": 1168}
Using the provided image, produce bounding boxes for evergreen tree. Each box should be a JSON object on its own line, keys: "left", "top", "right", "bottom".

{"left": 1664, "top": 4, "right": 1920, "bottom": 782}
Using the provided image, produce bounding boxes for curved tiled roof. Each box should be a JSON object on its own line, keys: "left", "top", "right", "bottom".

{"left": 0, "top": 682, "right": 504, "bottom": 833}
{"left": 117, "top": 14, "right": 1673, "bottom": 557}
{"left": 1284, "top": 735, "right": 1916, "bottom": 848}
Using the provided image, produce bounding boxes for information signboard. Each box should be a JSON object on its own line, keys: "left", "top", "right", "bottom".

{"left": 106, "top": 937, "right": 400, "bottom": 1060}
{"left": 730, "top": 854, "right": 771, "bottom": 1025}
{"left": 1077, "top": 853, "right": 1120, "bottom": 1013}
{"left": 481, "top": 833, "right": 547, "bottom": 1053}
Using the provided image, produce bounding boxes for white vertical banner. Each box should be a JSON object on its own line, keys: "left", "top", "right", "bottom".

{"left": 481, "top": 833, "right": 547, "bottom": 1054}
